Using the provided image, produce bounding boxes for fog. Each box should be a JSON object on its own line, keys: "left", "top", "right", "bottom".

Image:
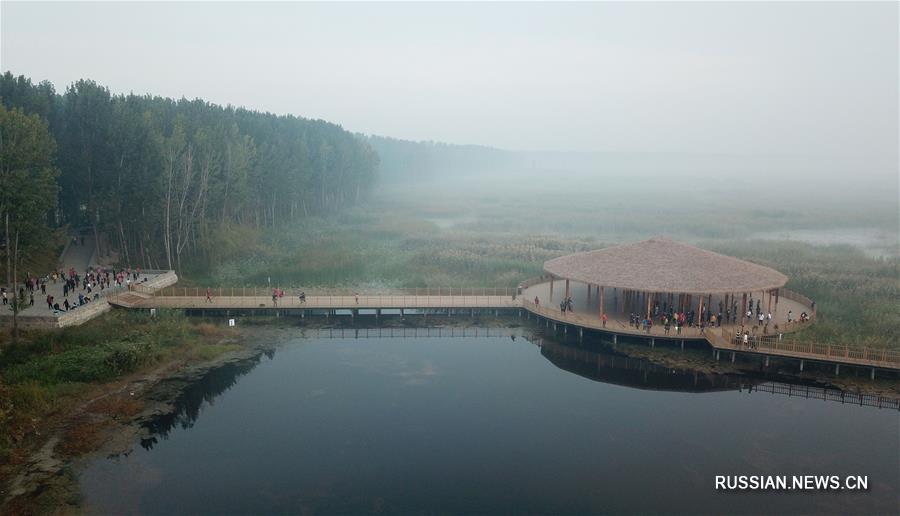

{"left": 3, "top": 1, "right": 898, "bottom": 206}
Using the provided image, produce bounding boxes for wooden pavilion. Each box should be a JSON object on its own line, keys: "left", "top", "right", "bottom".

{"left": 540, "top": 237, "right": 793, "bottom": 326}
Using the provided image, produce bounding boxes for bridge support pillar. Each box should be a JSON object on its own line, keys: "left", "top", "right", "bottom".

{"left": 680, "top": 340, "right": 684, "bottom": 351}
{"left": 579, "top": 327, "right": 583, "bottom": 341}
{"left": 471, "top": 309, "right": 475, "bottom": 318}
{"left": 799, "top": 360, "right": 804, "bottom": 372}
{"left": 835, "top": 364, "right": 840, "bottom": 376}
{"left": 564, "top": 325, "right": 568, "bottom": 335}
{"left": 731, "top": 352, "right": 735, "bottom": 363}
{"left": 871, "top": 368, "right": 875, "bottom": 380}
{"left": 495, "top": 309, "right": 498, "bottom": 317}
{"left": 764, "top": 355, "right": 769, "bottom": 368}
{"left": 375, "top": 309, "right": 380, "bottom": 320}
{"left": 650, "top": 338, "right": 655, "bottom": 348}
{"left": 715, "top": 350, "right": 720, "bottom": 361}
{"left": 613, "top": 334, "right": 617, "bottom": 344}
{"left": 301, "top": 310, "right": 305, "bottom": 318}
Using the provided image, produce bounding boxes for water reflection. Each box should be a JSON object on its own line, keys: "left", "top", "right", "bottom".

{"left": 536, "top": 335, "right": 900, "bottom": 410}
{"left": 539, "top": 338, "right": 752, "bottom": 393}
{"left": 139, "top": 331, "right": 897, "bottom": 451}
{"left": 140, "top": 353, "right": 268, "bottom": 449}
{"left": 81, "top": 329, "right": 899, "bottom": 515}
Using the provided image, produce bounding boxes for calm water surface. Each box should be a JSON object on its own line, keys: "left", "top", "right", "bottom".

{"left": 80, "top": 328, "right": 899, "bottom": 514}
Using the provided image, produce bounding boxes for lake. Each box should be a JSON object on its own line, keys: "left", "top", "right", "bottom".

{"left": 79, "top": 327, "right": 899, "bottom": 515}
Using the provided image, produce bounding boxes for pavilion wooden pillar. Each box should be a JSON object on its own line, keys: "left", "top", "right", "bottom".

{"left": 599, "top": 286, "right": 605, "bottom": 318}
{"left": 549, "top": 276, "right": 554, "bottom": 302}
{"left": 741, "top": 293, "right": 747, "bottom": 325}
{"left": 564, "top": 279, "right": 570, "bottom": 300}
{"left": 766, "top": 290, "right": 772, "bottom": 314}
{"left": 587, "top": 283, "right": 591, "bottom": 303}
{"left": 774, "top": 288, "right": 780, "bottom": 315}
{"left": 646, "top": 292, "right": 652, "bottom": 319}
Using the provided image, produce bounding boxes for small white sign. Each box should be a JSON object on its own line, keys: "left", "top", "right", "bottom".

{"left": 229, "top": 318, "right": 235, "bottom": 327}
{"left": 150, "top": 308, "right": 157, "bottom": 317}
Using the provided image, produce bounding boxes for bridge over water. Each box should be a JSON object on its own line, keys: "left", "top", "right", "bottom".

{"left": 109, "top": 279, "right": 900, "bottom": 377}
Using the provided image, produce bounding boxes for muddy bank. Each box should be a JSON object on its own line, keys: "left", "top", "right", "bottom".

{"left": 0, "top": 326, "right": 293, "bottom": 514}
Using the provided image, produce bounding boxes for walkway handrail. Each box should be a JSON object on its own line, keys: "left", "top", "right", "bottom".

{"left": 518, "top": 276, "right": 551, "bottom": 290}
{"left": 150, "top": 286, "right": 516, "bottom": 298}
{"left": 779, "top": 288, "right": 817, "bottom": 320}
{"left": 720, "top": 327, "right": 900, "bottom": 367}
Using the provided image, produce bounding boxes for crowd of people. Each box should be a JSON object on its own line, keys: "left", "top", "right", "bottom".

{"left": 1, "top": 266, "right": 147, "bottom": 314}
{"left": 528, "top": 290, "right": 813, "bottom": 338}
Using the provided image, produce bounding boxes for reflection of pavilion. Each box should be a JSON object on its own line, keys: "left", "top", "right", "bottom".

{"left": 523, "top": 238, "right": 814, "bottom": 340}
{"left": 539, "top": 338, "right": 749, "bottom": 393}
{"left": 537, "top": 337, "right": 900, "bottom": 410}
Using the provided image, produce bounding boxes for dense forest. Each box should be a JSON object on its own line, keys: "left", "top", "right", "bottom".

{"left": 0, "top": 72, "right": 379, "bottom": 274}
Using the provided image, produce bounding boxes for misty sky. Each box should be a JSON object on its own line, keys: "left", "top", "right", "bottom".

{"left": 2, "top": 1, "right": 897, "bottom": 164}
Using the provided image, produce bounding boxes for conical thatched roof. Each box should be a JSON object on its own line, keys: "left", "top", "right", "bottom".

{"left": 543, "top": 238, "right": 787, "bottom": 294}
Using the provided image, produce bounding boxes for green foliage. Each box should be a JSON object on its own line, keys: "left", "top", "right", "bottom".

{"left": 0, "top": 71, "right": 379, "bottom": 271}
{"left": 0, "top": 103, "right": 60, "bottom": 282}
{"left": 0, "top": 311, "right": 193, "bottom": 384}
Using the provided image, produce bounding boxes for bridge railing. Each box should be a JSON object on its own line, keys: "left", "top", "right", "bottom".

{"left": 150, "top": 286, "right": 516, "bottom": 298}
{"left": 778, "top": 288, "right": 816, "bottom": 321}
{"left": 721, "top": 328, "right": 899, "bottom": 367}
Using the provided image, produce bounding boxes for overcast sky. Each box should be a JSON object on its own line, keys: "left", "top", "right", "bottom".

{"left": 2, "top": 1, "right": 897, "bottom": 163}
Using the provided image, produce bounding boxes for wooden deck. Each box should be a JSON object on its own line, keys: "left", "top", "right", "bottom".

{"left": 706, "top": 329, "right": 900, "bottom": 370}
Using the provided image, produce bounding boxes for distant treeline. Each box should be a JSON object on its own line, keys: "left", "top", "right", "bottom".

{"left": 1, "top": 72, "right": 378, "bottom": 270}
{"left": 365, "top": 135, "right": 518, "bottom": 183}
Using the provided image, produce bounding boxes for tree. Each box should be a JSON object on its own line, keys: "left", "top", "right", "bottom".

{"left": 0, "top": 105, "right": 59, "bottom": 339}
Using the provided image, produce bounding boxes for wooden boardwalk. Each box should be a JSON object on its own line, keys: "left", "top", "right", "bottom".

{"left": 109, "top": 286, "right": 899, "bottom": 373}
{"left": 110, "top": 292, "right": 518, "bottom": 310}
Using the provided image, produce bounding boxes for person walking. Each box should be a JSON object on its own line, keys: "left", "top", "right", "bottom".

{"left": 354, "top": 292, "right": 359, "bottom": 305}
{"left": 206, "top": 287, "right": 213, "bottom": 303}
{"left": 601, "top": 313, "right": 607, "bottom": 328}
